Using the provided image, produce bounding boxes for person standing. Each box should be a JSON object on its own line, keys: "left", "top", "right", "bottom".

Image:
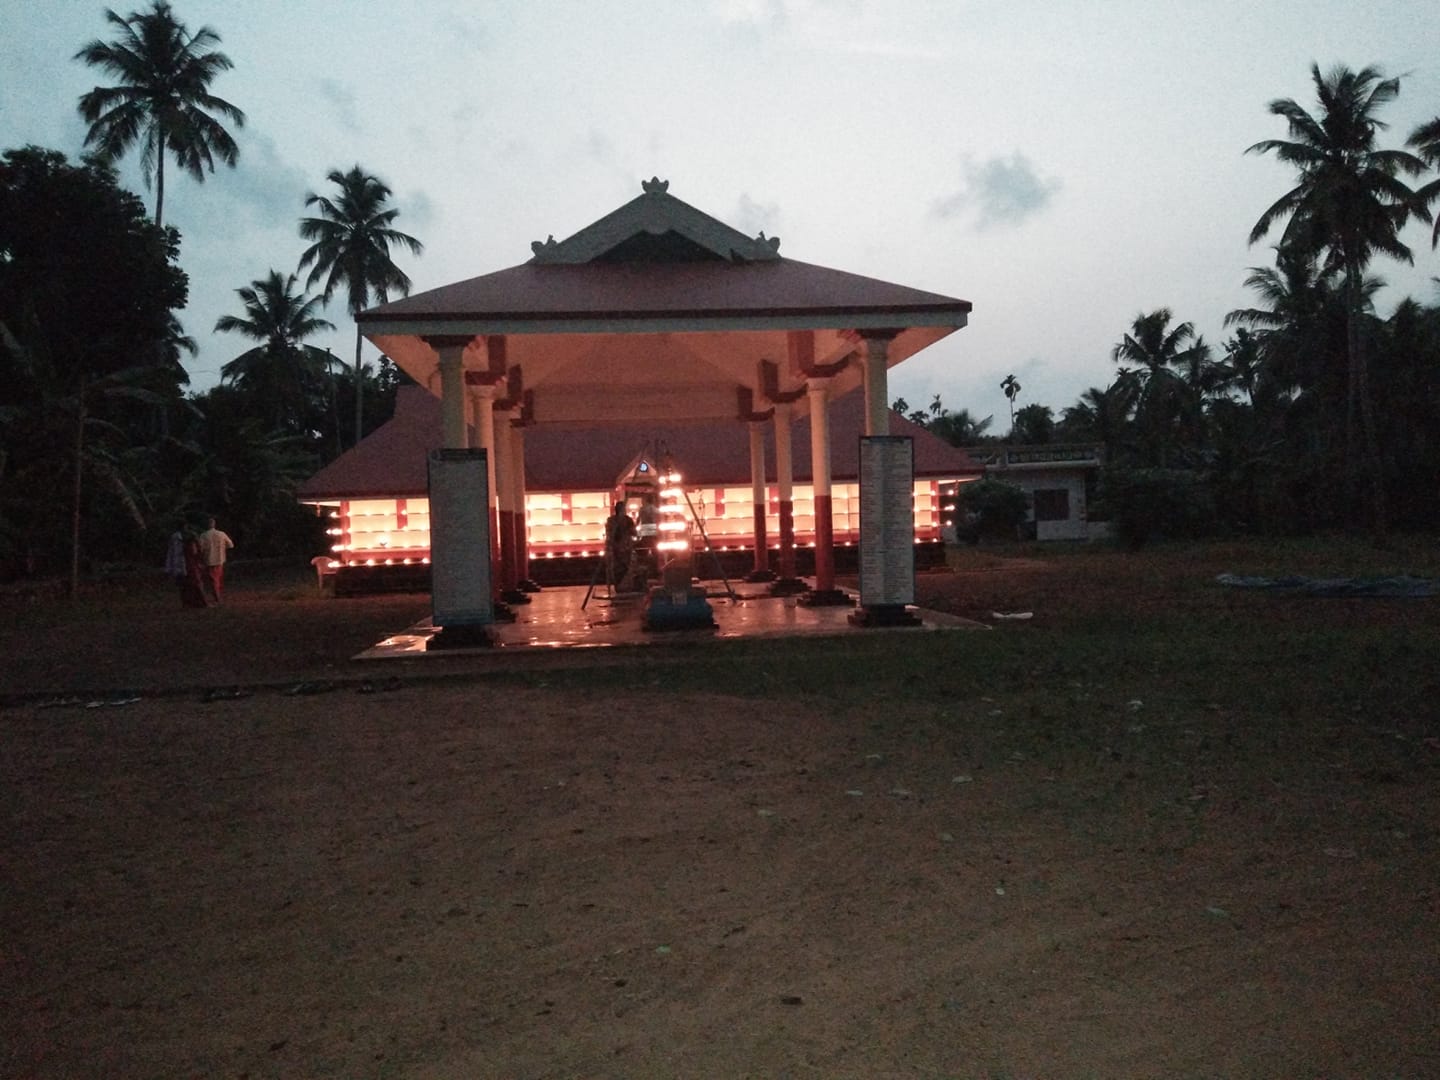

{"left": 604, "top": 501, "right": 636, "bottom": 587}
{"left": 197, "top": 517, "right": 235, "bottom": 601}
{"left": 164, "top": 527, "right": 185, "bottom": 583}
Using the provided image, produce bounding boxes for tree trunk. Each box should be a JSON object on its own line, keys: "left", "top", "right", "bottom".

{"left": 352, "top": 324, "right": 364, "bottom": 448}
{"left": 155, "top": 128, "right": 165, "bottom": 227}
{"left": 1346, "top": 268, "right": 1387, "bottom": 541}
{"left": 68, "top": 379, "right": 86, "bottom": 598}
{"left": 327, "top": 347, "right": 340, "bottom": 457}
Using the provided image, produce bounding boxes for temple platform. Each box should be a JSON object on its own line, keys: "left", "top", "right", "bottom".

{"left": 357, "top": 582, "right": 981, "bottom": 659}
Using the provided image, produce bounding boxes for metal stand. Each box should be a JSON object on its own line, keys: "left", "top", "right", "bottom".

{"left": 581, "top": 547, "right": 616, "bottom": 610}
{"left": 679, "top": 487, "right": 737, "bottom": 601}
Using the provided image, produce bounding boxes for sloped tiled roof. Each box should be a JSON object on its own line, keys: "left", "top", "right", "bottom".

{"left": 297, "top": 386, "right": 980, "bottom": 500}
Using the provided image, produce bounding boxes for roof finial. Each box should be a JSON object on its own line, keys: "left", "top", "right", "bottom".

{"left": 641, "top": 176, "right": 670, "bottom": 195}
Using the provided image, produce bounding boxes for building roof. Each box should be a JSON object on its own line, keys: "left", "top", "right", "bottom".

{"left": 356, "top": 180, "right": 971, "bottom": 428}
{"left": 297, "top": 385, "right": 981, "bottom": 500}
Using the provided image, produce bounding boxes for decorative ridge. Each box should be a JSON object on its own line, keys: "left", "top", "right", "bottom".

{"left": 529, "top": 179, "right": 783, "bottom": 265}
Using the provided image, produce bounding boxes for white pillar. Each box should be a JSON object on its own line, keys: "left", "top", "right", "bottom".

{"left": 437, "top": 344, "right": 467, "bottom": 449}
{"left": 807, "top": 381, "right": 831, "bottom": 499}
{"left": 471, "top": 383, "right": 498, "bottom": 509}
{"left": 863, "top": 334, "right": 892, "bottom": 436}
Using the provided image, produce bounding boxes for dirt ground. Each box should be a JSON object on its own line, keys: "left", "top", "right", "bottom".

{"left": 2, "top": 547, "right": 1438, "bottom": 1077}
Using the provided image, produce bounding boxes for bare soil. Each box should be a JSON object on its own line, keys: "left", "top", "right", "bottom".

{"left": 2, "top": 545, "right": 1438, "bottom": 1077}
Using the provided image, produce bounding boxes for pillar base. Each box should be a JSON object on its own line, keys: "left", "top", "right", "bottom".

{"left": 799, "top": 588, "right": 853, "bottom": 607}
{"left": 768, "top": 577, "right": 808, "bottom": 597}
{"left": 426, "top": 623, "right": 495, "bottom": 650}
{"left": 745, "top": 568, "right": 777, "bottom": 583}
{"left": 518, "top": 578, "right": 542, "bottom": 593}
{"left": 492, "top": 601, "right": 518, "bottom": 623}
{"left": 500, "top": 588, "right": 532, "bottom": 605}
{"left": 848, "top": 604, "right": 922, "bottom": 628}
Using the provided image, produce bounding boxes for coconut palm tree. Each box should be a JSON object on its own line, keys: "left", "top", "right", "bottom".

{"left": 298, "top": 166, "right": 423, "bottom": 447}
{"left": 1010, "top": 403, "right": 1054, "bottom": 445}
{"left": 1058, "top": 376, "right": 1139, "bottom": 463}
{"left": 215, "top": 270, "right": 335, "bottom": 438}
{"left": 999, "top": 374, "right": 1021, "bottom": 433}
{"left": 927, "top": 407, "right": 994, "bottom": 448}
{"left": 1409, "top": 116, "right": 1440, "bottom": 248}
{"left": 74, "top": 1, "right": 245, "bottom": 228}
{"left": 1111, "top": 308, "right": 1201, "bottom": 378}
{"left": 1246, "top": 63, "right": 1428, "bottom": 535}
{"left": 1111, "top": 310, "right": 1213, "bottom": 466}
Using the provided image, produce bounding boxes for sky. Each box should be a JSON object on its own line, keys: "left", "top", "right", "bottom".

{"left": 4, "top": 0, "right": 1440, "bottom": 429}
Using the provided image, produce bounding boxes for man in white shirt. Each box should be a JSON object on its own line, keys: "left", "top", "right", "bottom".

{"left": 197, "top": 517, "right": 235, "bottom": 601}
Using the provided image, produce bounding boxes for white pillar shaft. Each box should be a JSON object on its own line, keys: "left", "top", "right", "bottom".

{"left": 808, "top": 382, "right": 831, "bottom": 498}
{"left": 438, "top": 346, "right": 467, "bottom": 449}
{"left": 473, "top": 386, "right": 497, "bottom": 508}
{"left": 863, "top": 335, "right": 891, "bottom": 436}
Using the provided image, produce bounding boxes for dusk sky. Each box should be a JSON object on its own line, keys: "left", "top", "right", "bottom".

{"left": 4, "top": 1, "right": 1439, "bottom": 427}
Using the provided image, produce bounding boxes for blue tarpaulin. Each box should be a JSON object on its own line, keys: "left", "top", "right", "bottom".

{"left": 1215, "top": 573, "right": 1440, "bottom": 598}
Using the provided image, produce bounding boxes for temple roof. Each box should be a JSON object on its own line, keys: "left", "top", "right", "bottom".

{"left": 356, "top": 179, "right": 971, "bottom": 428}
{"left": 297, "top": 386, "right": 981, "bottom": 500}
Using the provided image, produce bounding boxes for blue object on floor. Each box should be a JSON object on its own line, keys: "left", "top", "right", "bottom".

{"left": 642, "top": 585, "right": 716, "bottom": 631}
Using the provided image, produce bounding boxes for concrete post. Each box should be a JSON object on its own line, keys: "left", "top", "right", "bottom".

{"left": 862, "top": 333, "right": 894, "bottom": 437}
{"left": 437, "top": 344, "right": 467, "bottom": 449}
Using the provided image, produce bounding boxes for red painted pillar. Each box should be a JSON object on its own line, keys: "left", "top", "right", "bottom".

{"left": 511, "top": 423, "right": 533, "bottom": 588}
{"left": 747, "top": 421, "right": 772, "bottom": 578}
{"left": 808, "top": 379, "right": 835, "bottom": 592}
{"left": 495, "top": 414, "right": 517, "bottom": 591}
{"left": 471, "top": 383, "right": 503, "bottom": 593}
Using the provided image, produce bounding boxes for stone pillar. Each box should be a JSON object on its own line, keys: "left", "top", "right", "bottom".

{"left": 802, "top": 378, "right": 848, "bottom": 605}
{"left": 745, "top": 421, "right": 773, "bottom": 581}
{"left": 437, "top": 343, "right": 467, "bottom": 449}
{"left": 862, "top": 332, "right": 894, "bottom": 437}
{"left": 850, "top": 330, "right": 920, "bottom": 628}
{"left": 770, "top": 402, "right": 804, "bottom": 595}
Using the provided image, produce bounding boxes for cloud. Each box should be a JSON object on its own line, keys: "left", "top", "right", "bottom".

{"left": 932, "top": 152, "right": 1060, "bottom": 230}
{"left": 711, "top": 0, "right": 787, "bottom": 27}
{"left": 316, "top": 79, "right": 361, "bottom": 134}
{"left": 166, "top": 128, "right": 311, "bottom": 233}
{"left": 731, "top": 192, "right": 780, "bottom": 238}
{"left": 437, "top": 13, "right": 487, "bottom": 52}
{"left": 401, "top": 189, "right": 436, "bottom": 230}
{"left": 585, "top": 130, "right": 615, "bottom": 163}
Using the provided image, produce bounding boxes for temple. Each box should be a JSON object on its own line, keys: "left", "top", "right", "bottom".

{"left": 299, "top": 179, "right": 975, "bottom": 609}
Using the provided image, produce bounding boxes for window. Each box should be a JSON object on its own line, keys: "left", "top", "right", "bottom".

{"left": 1033, "top": 488, "right": 1070, "bottom": 522}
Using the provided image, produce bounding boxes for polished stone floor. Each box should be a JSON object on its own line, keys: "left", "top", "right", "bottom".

{"left": 358, "top": 581, "right": 979, "bottom": 659}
